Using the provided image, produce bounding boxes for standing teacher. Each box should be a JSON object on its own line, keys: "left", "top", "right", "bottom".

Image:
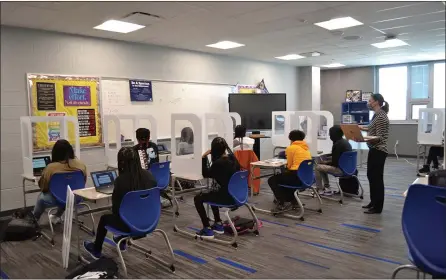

{"left": 360, "top": 93, "right": 389, "bottom": 214}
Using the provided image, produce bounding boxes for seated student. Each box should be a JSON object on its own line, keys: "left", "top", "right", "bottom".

{"left": 419, "top": 146, "right": 444, "bottom": 174}
{"left": 315, "top": 125, "right": 352, "bottom": 195}
{"left": 268, "top": 130, "right": 311, "bottom": 212}
{"left": 177, "top": 127, "right": 194, "bottom": 155}
{"left": 84, "top": 147, "right": 157, "bottom": 259}
{"left": 32, "top": 139, "right": 87, "bottom": 224}
{"left": 233, "top": 125, "right": 254, "bottom": 151}
{"left": 133, "top": 128, "right": 159, "bottom": 169}
{"left": 194, "top": 137, "right": 240, "bottom": 239}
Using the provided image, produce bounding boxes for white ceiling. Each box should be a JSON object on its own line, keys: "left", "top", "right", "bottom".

{"left": 1, "top": 1, "right": 445, "bottom": 67}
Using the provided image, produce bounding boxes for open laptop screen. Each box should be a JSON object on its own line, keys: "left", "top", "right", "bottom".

{"left": 91, "top": 170, "right": 117, "bottom": 188}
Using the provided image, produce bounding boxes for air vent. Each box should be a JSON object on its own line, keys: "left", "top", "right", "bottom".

{"left": 343, "top": 35, "right": 362, "bottom": 41}
{"left": 122, "top": 12, "right": 162, "bottom": 26}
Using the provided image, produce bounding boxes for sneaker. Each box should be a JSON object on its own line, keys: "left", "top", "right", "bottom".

{"left": 418, "top": 165, "right": 430, "bottom": 174}
{"left": 271, "top": 202, "right": 292, "bottom": 213}
{"left": 317, "top": 189, "right": 325, "bottom": 196}
{"left": 211, "top": 223, "right": 225, "bottom": 234}
{"left": 196, "top": 227, "right": 214, "bottom": 239}
{"left": 49, "top": 214, "right": 62, "bottom": 225}
{"left": 83, "top": 241, "right": 101, "bottom": 260}
{"left": 323, "top": 189, "right": 334, "bottom": 196}
{"left": 113, "top": 236, "right": 127, "bottom": 252}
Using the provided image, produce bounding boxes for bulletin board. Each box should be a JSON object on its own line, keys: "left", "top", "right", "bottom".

{"left": 27, "top": 74, "right": 102, "bottom": 151}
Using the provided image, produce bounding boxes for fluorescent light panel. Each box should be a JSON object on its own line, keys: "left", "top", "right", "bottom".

{"left": 371, "top": 39, "right": 409, "bottom": 48}
{"left": 275, "top": 54, "right": 305, "bottom": 60}
{"left": 314, "top": 17, "right": 363, "bottom": 30}
{"left": 94, "top": 20, "right": 145, "bottom": 33}
{"left": 206, "top": 41, "right": 245, "bottom": 49}
{"left": 321, "top": 63, "right": 345, "bottom": 68}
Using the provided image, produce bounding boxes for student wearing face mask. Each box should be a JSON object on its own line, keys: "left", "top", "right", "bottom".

{"left": 314, "top": 125, "right": 352, "bottom": 195}
{"left": 359, "top": 93, "right": 390, "bottom": 214}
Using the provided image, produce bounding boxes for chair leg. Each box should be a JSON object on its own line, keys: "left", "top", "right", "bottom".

{"left": 116, "top": 237, "right": 130, "bottom": 278}
{"left": 79, "top": 203, "right": 96, "bottom": 235}
{"left": 153, "top": 229, "right": 176, "bottom": 272}
{"left": 47, "top": 207, "right": 56, "bottom": 246}
{"left": 283, "top": 190, "right": 304, "bottom": 220}
{"left": 223, "top": 209, "right": 238, "bottom": 248}
{"left": 311, "top": 187, "right": 323, "bottom": 213}
{"left": 352, "top": 175, "right": 364, "bottom": 199}
{"left": 245, "top": 203, "right": 260, "bottom": 235}
{"left": 335, "top": 179, "right": 344, "bottom": 204}
{"left": 391, "top": 264, "right": 419, "bottom": 279}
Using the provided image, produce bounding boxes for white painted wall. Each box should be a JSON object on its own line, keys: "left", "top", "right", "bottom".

{"left": 0, "top": 26, "right": 299, "bottom": 211}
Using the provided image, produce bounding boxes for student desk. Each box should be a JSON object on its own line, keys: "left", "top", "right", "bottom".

{"left": 416, "top": 143, "right": 444, "bottom": 173}
{"left": 21, "top": 174, "right": 41, "bottom": 209}
{"left": 249, "top": 134, "right": 270, "bottom": 160}
{"left": 249, "top": 159, "right": 287, "bottom": 197}
{"left": 403, "top": 176, "right": 428, "bottom": 197}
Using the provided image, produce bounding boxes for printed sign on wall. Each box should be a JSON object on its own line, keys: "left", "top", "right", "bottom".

{"left": 129, "top": 80, "right": 153, "bottom": 101}
{"left": 29, "top": 74, "right": 102, "bottom": 151}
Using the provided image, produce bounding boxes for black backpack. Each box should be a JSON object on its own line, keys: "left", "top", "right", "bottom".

{"left": 338, "top": 169, "right": 359, "bottom": 195}
{"left": 428, "top": 169, "right": 446, "bottom": 187}
{"left": 0, "top": 210, "right": 41, "bottom": 242}
{"left": 66, "top": 258, "right": 118, "bottom": 279}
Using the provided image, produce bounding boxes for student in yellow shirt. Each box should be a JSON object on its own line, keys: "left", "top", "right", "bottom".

{"left": 267, "top": 130, "right": 311, "bottom": 212}
{"left": 32, "top": 139, "right": 87, "bottom": 224}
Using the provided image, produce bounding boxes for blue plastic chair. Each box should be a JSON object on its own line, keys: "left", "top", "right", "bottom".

{"left": 105, "top": 188, "right": 175, "bottom": 277}
{"left": 278, "top": 160, "right": 322, "bottom": 221}
{"left": 326, "top": 151, "right": 364, "bottom": 204}
{"left": 45, "top": 171, "right": 94, "bottom": 246}
{"left": 392, "top": 184, "right": 446, "bottom": 279}
{"left": 203, "top": 171, "right": 260, "bottom": 248}
{"left": 150, "top": 161, "right": 171, "bottom": 191}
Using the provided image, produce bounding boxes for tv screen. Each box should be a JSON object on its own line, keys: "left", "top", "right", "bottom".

{"left": 229, "top": 94, "right": 286, "bottom": 130}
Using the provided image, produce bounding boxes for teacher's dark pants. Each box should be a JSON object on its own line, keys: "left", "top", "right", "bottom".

{"left": 367, "top": 148, "right": 388, "bottom": 212}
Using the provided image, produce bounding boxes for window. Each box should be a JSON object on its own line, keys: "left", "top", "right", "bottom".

{"left": 378, "top": 66, "right": 408, "bottom": 121}
{"left": 410, "top": 64, "right": 429, "bottom": 99}
{"left": 411, "top": 104, "right": 427, "bottom": 120}
{"left": 377, "top": 60, "right": 445, "bottom": 121}
{"left": 433, "top": 62, "right": 445, "bottom": 109}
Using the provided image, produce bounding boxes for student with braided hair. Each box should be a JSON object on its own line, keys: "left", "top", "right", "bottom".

{"left": 194, "top": 137, "right": 240, "bottom": 239}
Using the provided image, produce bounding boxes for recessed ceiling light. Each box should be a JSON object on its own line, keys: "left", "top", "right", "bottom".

{"left": 321, "top": 63, "right": 346, "bottom": 68}
{"left": 315, "top": 17, "right": 363, "bottom": 30}
{"left": 94, "top": 20, "right": 145, "bottom": 33}
{"left": 206, "top": 41, "right": 245, "bottom": 50}
{"left": 275, "top": 54, "right": 305, "bottom": 60}
{"left": 371, "top": 39, "right": 409, "bottom": 48}
{"left": 311, "top": 52, "right": 322, "bottom": 57}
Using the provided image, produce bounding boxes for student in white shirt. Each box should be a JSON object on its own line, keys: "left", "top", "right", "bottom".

{"left": 177, "top": 127, "right": 194, "bottom": 155}
{"left": 233, "top": 125, "right": 254, "bottom": 151}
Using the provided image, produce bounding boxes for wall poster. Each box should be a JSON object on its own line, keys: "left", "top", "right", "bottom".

{"left": 28, "top": 74, "right": 102, "bottom": 151}
{"left": 129, "top": 80, "right": 153, "bottom": 101}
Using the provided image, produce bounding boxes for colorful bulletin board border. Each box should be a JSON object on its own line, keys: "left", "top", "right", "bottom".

{"left": 27, "top": 74, "right": 103, "bottom": 152}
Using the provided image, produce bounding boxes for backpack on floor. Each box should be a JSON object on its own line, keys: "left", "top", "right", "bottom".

{"left": 0, "top": 209, "right": 41, "bottom": 242}
{"left": 66, "top": 258, "right": 118, "bottom": 279}
{"left": 338, "top": 170, "right": 359, "bottom": 195}
{"left": 223, "top": 216, "right": 262, "bottom": 235}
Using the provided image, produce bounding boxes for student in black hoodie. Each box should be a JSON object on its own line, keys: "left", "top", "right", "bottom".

{"left": 315, "top": 125, "right": 352, "bottom": 195}
{"left": 83, "top": 147, "right": 157, "bottom": 259}
{"left": 133, "top": 128, "right": 159, "bottom": 169}
{"left": 194, "top": 137, "right": 240, "bottom": 239}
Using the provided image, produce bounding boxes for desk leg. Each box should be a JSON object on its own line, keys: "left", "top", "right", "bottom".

{"left": 359, "top": 150, "right": 363, "bottom": 168}
{"left": 253, "top": 138, "right": 261, "bottom": 160}
{"left": 416, "top": 145, "right": 421, "bottom": 173}
{"left": 75, "top": 202, "right": 82, "bottom": 262}
{"left": 250, "top": 165, "right": 254, "bottom": 198}
{"left": 22, "top": 178, "right": 27, "bottom": 209}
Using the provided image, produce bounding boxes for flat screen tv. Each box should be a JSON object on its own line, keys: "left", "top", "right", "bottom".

{"left": 229, "top": 94, "right": 286, "bottom": 130}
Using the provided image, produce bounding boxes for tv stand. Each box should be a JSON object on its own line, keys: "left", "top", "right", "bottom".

{"left": 249, "top": 134, "right": 270, "bottom": 160}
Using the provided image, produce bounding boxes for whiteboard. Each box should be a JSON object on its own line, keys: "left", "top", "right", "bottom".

{"left": 101, "top": 78, "right": 233, "bottom": 142}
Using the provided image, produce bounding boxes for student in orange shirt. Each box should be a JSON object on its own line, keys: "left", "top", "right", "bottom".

{"left": 267, "top": 130, "right": 311, "bottom": 212}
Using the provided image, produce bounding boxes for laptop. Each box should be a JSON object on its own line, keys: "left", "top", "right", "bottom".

{"left": 157, "top": 144, "right": 170, "bottom": 155}
{"left": 90, "top": 170, "right": 118, "bottom": 195}
{"left": 340, "top": 124, "right": 378, "bottom": 142}
{"left": 33, "top": 156, "right": 51, "bottom": 177}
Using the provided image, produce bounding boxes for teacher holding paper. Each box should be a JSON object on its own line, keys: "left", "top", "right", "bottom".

{"left": 359, "top": 93, "right": 389, "bottom": 214}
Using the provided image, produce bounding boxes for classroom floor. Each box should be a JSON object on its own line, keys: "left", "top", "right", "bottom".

{"left": 1, "top": 158, "right": 421, "bottom": 279}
